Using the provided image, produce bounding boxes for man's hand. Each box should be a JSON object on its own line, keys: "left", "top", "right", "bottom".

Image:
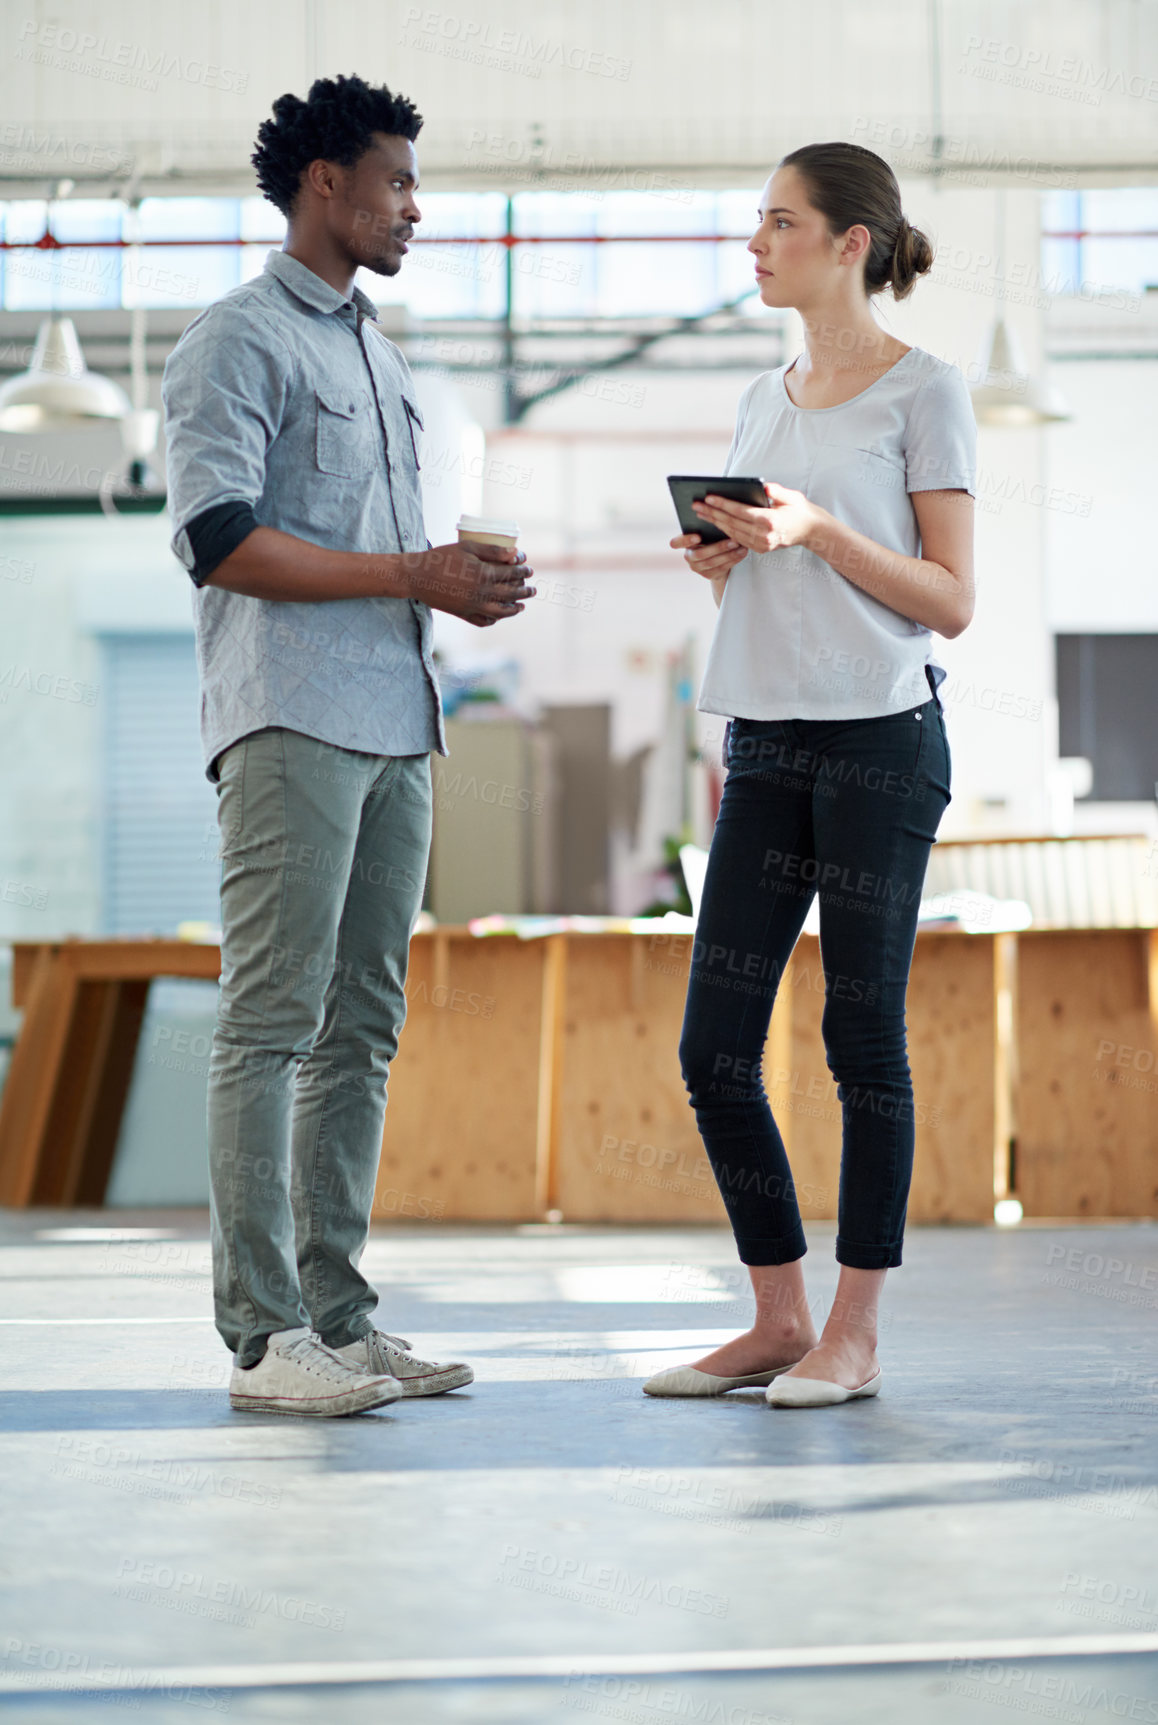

{"left": 405, "top": 541, "right": 536, "bottom": 628}
{"left": 200, "top": 525, "right": 536, "bottom": 616}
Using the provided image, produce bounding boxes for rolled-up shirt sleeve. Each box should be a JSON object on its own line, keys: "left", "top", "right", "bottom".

{"left": 161, "top": 305, "right": 293, "bottom": 585}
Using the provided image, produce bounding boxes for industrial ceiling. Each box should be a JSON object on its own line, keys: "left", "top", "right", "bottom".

{"left": 2, "top": 0, "right": 1157, "bottom": 201}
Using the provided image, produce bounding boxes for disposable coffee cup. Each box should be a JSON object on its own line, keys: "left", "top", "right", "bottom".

{"left": 457, "top": 513, "right": 520, "bottom": 551}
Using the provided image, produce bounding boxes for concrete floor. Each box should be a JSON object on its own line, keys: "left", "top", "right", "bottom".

{"left": 0, "top": 1211, "right": 1156, "bottom": 1723}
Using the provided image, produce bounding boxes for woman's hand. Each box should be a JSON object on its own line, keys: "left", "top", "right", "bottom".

{"left": 670, "top": 530, "right": 748, "bottom": 581}
{"left": 691, "top": 482, "right": 822, "bottom": 554}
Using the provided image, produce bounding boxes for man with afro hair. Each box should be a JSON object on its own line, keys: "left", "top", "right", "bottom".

{"left": 162, "top": 74, "right": 534, "bottom": 1417}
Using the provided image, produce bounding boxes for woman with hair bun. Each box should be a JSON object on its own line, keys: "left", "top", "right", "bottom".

{"left": 647, "top": 142, "right": 976, "bottom": 1409}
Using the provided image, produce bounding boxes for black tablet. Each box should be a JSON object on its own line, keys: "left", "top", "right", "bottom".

{"left": 667, "top": 475, "right": 769, "bottom": 545}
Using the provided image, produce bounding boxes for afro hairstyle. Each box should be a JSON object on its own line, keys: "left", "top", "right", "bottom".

{"left": 252, "top": 74, "right": 423, "bottom": 217}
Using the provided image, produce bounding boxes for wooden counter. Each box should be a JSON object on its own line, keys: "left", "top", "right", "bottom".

{"left": 2, "top": 927, "right": 1155, "bottom": 1222}
{"left": 1014, "top": 928, "right": 1158, "bottom": 1218}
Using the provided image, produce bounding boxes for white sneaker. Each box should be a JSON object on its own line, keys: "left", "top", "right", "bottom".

{"left": 229, "top": 1327, "right": 403, "bottom": 1417}
{"left": 333, "top": 1329, "right": 474, "bottom": 1397}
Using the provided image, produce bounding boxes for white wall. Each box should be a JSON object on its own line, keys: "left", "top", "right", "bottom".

{"left": 1045, "top": 361, "right": 1158, "bottom": 632}
{"left": 0, "top": 511, "right": 190, "bottom": 938}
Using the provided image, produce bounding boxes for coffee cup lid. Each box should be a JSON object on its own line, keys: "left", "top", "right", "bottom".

{"left": 457, "top": 513, "right": 520, "bottom": 537}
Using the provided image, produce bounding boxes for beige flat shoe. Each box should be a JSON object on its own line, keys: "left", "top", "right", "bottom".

{"left": 642, "top": 1362, "right": 795, "bottom": 1398}
{"left": 766, "top": 1367, "right": 883, "bottom": 1408}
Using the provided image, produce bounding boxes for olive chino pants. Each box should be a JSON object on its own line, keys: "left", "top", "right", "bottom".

{"left": 207, "top": 726, "right": 431, "bottom": 1367}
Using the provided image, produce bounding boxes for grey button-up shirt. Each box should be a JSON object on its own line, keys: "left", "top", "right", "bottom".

{"left": 162, "top": 248, "right": 446, "bottom": 782}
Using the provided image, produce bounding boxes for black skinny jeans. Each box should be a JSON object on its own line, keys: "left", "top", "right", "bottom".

{"left": 679, "top": 666, "right": 951, "bottom": 1270}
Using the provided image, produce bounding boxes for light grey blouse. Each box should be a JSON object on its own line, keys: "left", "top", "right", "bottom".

{"left": 697, "top": 345, "right": 977, "bottom": 722}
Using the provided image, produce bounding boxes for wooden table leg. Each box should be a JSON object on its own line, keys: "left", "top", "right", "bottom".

{"left": 0, "top": 946, "right": 79, "bottom": 1207}
{"left": 30, "top": 979, "right": 151, "bottom": 1205}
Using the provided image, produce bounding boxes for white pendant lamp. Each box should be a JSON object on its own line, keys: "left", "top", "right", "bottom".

{"left": 970, "top": 315, "right": 1071, "bottom": 427}
{"left": 968, "top": 186, "right": 1071, "bottom": 427}
{"left": 0, "top": 315, "right": 132, "bottom": 432}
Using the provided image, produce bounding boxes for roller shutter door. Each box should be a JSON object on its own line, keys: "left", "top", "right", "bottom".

{"left": 99, "top": 633, "right": 220, "bottom": 934}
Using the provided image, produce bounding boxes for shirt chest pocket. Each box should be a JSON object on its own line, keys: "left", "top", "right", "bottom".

{"left": 809, "top": 442, "right": 906, "bottom": 504}
{"left": 315, "top": 388, "right": 379, "bottom": 477}
{"left": 853, "top": 445, "right": 906, "bottom": 485}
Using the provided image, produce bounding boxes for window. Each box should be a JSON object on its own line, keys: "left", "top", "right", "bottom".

{"left": 1041, "top": 188, "right": 1158, "bottom": 301}
{"left": 1056, "top": 635, "right": 1158, "bottom": 802}
{"left": 0, "top": 190, "right": 768, "bottom": 319}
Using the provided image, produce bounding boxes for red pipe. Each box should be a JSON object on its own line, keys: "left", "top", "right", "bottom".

{"left": 0, "top": 228, "right": 1149, "bottom": 252}
{"left": 0, "top": 232, "right": 759, "bottom": 250}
